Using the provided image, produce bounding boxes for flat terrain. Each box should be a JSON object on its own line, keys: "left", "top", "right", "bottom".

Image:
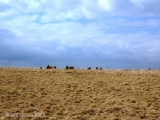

{"left": 0, "top": 67, "right": 160, "bottom": 120}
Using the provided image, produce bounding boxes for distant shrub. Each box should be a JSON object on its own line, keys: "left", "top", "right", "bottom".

{"left": 87, "top": 67, "right": 91, "bottom": 70}
{"left": 68, "top": 66, "right": 74, "bottom": 69}
{"left": 40, "top": 67, "right": 42, "bottom": 69}
{"left": 46, "top": 65, "right": 53, "bottom": 69}
{"left": 66, "top": 66, "right": 68, "bottom": 69}
{"left": 100, "top": 67, "right": 102, "bottom": 70}
{"left": 96, "top": 67, "right": 98, "bottom": 70}
{"left": 66, "top": 66, "right": 74, "bottom": 69}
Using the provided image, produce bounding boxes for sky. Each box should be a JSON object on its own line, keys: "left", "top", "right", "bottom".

{"left": 0, "top": 0, "right": 160, "bottom": 69}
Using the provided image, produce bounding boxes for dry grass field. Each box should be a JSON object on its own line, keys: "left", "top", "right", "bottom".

{"left": 0, "top": 67, "right": 160, "bottom": 120}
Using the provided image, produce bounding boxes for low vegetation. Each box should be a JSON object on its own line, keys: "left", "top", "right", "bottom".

{"left": 0, "top": 67, "right": 160, "bottom": 120}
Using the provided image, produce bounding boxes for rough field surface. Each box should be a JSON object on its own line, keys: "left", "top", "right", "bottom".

{"left": 0, "top": 68, "right": 160, "bottom": 120}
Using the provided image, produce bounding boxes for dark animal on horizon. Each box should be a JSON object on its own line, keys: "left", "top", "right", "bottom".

{"left": 46, "top": 65, "right": 53, "bottom": 69}
{"left": 40, "top": 67, "right": 42, "bottom": 69}
{"left": 96, "top": 67, "right": 98, "bottom": 70}
{"left": 87, "top": 67, "right": 91, "bottom": 70}
{"left": 66, "top": 65, "right": 74, "bottom": 69}
{"left": 100, "top": 67, "right": 102, "bottom": 70}
{"left": 53, "top": 66, "right": 56, "bottom": 69}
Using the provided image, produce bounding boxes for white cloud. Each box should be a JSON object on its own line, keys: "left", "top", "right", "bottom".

{"left": 1, "top": 0, "right": 160, "bottom": 21}
{"left": 97, "top": 0, "right": 160, "bottom": 16}
{"left": 98, "top": 0, "right": 112, "bottom": 11}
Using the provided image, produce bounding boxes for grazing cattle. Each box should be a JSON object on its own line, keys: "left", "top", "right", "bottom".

{"left": 87, "top": 67, "right": 91, "bottom": 70}
{"left": 46, "top": 65, "right": 53, "bottom": 69}
{"left": 66, "top": 65, "right": 74, "bottom": 69}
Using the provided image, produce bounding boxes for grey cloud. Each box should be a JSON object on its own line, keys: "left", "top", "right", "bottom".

{"left": 98, "top": 0, "right": 160, "bottom": 16}
{"left": 0, "top": 29, "right": 15, "bottom": 40}
{"left": 0, "top": 38, "right": 159, "bottom": 69}
{"left": 131, "top": 0, "right": 160, "bottom": 15}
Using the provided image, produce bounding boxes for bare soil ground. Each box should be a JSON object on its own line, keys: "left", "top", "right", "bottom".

{"left": 0, "top": 67, "right": 160, "bottom": 120}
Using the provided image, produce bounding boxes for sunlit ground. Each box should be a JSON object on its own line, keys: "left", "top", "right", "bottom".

{"left": 0, "top": 67, "right": 160, "bottom": 120}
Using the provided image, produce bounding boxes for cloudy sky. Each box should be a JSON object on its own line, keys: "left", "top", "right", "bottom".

{"left": 0, "top": 0, "right": 160, "bottom": 69}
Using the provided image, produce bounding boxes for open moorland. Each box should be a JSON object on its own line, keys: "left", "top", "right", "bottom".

{"left": 0, "top": 67, "right": 160, "bottom": 120}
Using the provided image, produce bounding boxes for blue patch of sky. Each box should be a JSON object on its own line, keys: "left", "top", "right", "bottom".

{"left": 0, "top": 3, "right": 10, "bottom": 12}
{"left": 34, "top": 16, "right": 96, "bottom": 25}
{"left": 101, "top": 16, "right": 160, "bottom": 34}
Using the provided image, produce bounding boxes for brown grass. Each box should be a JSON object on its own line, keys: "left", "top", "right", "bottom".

{"left": 0, "top": 68, "right": 160, "bottom": 120}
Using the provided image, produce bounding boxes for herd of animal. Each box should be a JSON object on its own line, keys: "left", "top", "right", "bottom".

{"left": 42, "top": 65, "right": 103, "bottom": 70}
